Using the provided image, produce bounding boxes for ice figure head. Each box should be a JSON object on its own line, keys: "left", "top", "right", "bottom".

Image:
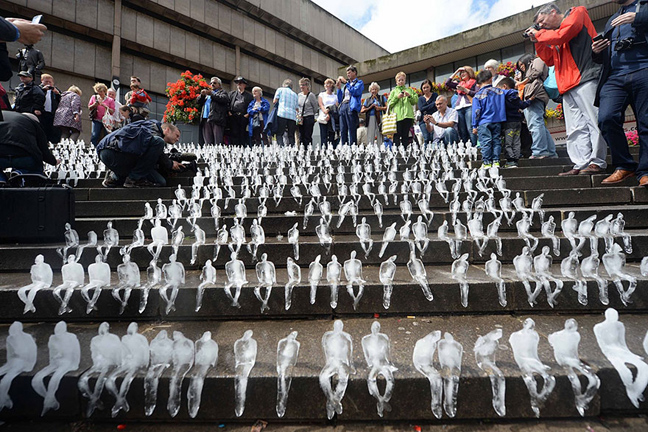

{"left": 98, "top": 321, "right": 110, "bottom": 335}
{"left": 35, "top": 254, "right": 44, "bottom": 264}
{"left": 542, "top": 246, "right": 550, "bottom": 255}
{"left": 243, "top": 330, "right": 253, "bottom": 340}
{"left": 9, "top": 321, "right": 23, "bottom": 336}
{"left": 333, "top": 320, "right": 344, "bottom": 333}
{"left": 67, "top": 255, "right": 75, "bottom": 264}
{"left": 605, "top": 308, "right": 619, "bottom": 322}
{"left": 564, "top": 318, "right": 578, "bottom": 332}
{"left": 54, "top": 321, "right": 66, "bottom": 335}
{"left": 107, "top": 221, "right": 112, "bottom": 229}
{"left": 371, "top": 321, "right": 380, "bottom": 334}
{"left": 95, "top": 254, "right": 103, "bottom": 264}
{"left": 287, "top": 331, "right": 298, "bottom": 340}
{"left": 523, "top": 318, "right": 535, "bottom": 330}
{"left": 169, "top": 254, "right": 177, "bottom": 263}
{"left": 127, "top": 322, "right": 138, "bottom": 335}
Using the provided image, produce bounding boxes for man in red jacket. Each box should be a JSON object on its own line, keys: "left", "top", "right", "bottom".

{"left": 526, "top": 3, "right": 607, "bottom": 176}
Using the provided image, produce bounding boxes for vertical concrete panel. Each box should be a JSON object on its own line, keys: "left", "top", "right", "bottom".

{"left": 254, "top": 22, "right": 265, "bottom": 51}
{"left": 136, "top": 13, "right": 154, "bottom": 47}
{"left": 150, "top": 63, "right": 167, "bottom": 94}
{"left": 293, "top": 43, "right": 302, "bottom": 68}
{"left": 120, "top": 54, "right": 134, "bottom": 82}
{"left": 175, "top": 0, "right": 190, "bottom": 16}
{"left": 95, "top": 45, "right": 112, "bottom": 81}
{"left": 190, "top": 0, "right": 205, "bottom": 21}
{"left": 133, "top": 57, "right": 151, "bottom": 89}
{"left": 97, "top": 0, "right": 114, "bottom": 34}
{"left": 218, "top": 5, "right": 231, "bottom": 34}
{"left": 265, "top": 28, "right": 275, "bottom": 53}
{"left": 153, "top": 20, "right": 171, "bottom": 53}
{"left": 52, "top": 0, "right": 75, "bottom": 21}
{"left": 166, "top": 66, "right": 180, "bottom": 88}
{"left": 230, "top": 11, "right": 244, "bottom": 40}
{"left": 213, "top": 44, "right": 225, "bottom": 72}
{"left": 199, "top": 38, "right": 212, "bottom": 68}
{"left": 302, "top": 46, "right": 311, "bottom": 72}
{"left": 121, "top": 8, "right": 137, "bottom": 41}
{"left": 73, "top": 41, "right": 95, "bottom": 77}
{"left": 258, "top": 59, "right": 270, "bottom": 88}
{"left": 269, "top": 65, "right": 279, "bottom": 89}
{"left": 185, "top": 33, "right": 200, "bottom": 63}
{"left": 240, "top": 54, "right": 249, "bottom": 82}
{"left": 76, "top": 0, "right": 98, "bottom": 29}
{"left": 242, "top": 16, "right": 254, "bottom": 44}
{"left": 157, "top": 0, "right": 174, "bottom": 8}
{"left": 274, "top": 33, "right": 285, "bottom": 59}
{"left": 205, "top": 0, "right": 219, "bottom": 24}
{"left": 225, "top": 48, "right": 236, "bottom": 76}
{"left": 251, "top": 57, "right": 260, "bottom": 84}
{"left": 27, "top": 0, "right": 52, "bottom": 13}
{"left": 36, "top": 30, "right": 52, "bottom": 69}
{"left": 169, "top": 31, "right": 185, "bottom": 58}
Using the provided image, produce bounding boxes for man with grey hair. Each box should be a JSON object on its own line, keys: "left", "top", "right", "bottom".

{"left": 484, "top": 59, "right": 505, "bottom": 87}
{"left": 197, "top": 76, "right": 229, "bottom": 145}
{"left": 526, "top": 3, "right": 607, "bottom": 176}
{"left": 336, "top": 65, "right": 364, "bottom": 145}
{"left": 273, "top": 79, "right": 299, "bottom": 146}
{"left": 425, "top": 95, "right": 459, "bottom": 146}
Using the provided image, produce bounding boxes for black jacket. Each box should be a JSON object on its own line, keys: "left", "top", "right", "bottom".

{"left": 228, "top": 90, "right": 253, "bottom": 115}
{"left": 197, "top": 89, "right": 230, "bottom": 126}
{"left": 16, "top": 45, "right": 45, "bottom": 78}
{"left": 14, "top": 81, "right": 45, "bottom": 114}
{"left": 40, "top": 85, "right": 61, "bottom": 113}
{"left": 0, "top": 111, "right": 56, "bottom": 165}
{"left": 0, "top": 17, "right": 17, "bottom": 81}
{"left": 593, "top": 0, "right": 648, "bottom": 106}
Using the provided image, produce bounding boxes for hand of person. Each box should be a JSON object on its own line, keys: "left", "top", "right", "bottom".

{"left": 457, "top": 85, "right": 467, "bottom": 93}
{"left": 403, "top": 91, "right": 410, "bottom": 97}
{"left": 525, "top": 27, "right": 538, "bottom": 42}
{"left": 74, "top": 113, "right": 80, "bottom": 121}
{"left": 56, "top": 158, "right": 62, "bottom": 165}
{"left": 611, "top": 12, "right": 636, "bottom": 26}
{"left": 6, "top": 18, "right": 46, "bottom": 45}
{"left": 592, "top": 38, "right": 611, "bottom": 54}
{"left": 326, "top": 114, "right": 330, "bottom": 122}
{"left": 171, "top": 161, "right": 183, "bottom": 171}
{"left": 244, "top": 113, "right": 249, "bottom": 118}
{"left": 397, "top": 92, "right": 405, "bottom": 99}
{"left": 34, "top": 110, "right": 41, "bottom": 115}
{"left": 472, "top": 127, "right": 478, "bottom": 135}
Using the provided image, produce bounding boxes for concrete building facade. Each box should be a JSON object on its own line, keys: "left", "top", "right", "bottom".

{"left": 0, "top": 0, "right": 388, "bottom": 142}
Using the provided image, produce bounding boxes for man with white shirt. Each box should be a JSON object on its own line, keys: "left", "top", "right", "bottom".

{"left": 39, "top": 73, "right": 60, "bottom": 143}
{"left": 424, "top": 95, "right": 459, "bottom": 146}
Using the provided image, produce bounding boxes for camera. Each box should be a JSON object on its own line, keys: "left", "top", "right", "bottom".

{"left": 615, "top": 38, "right": 635, "bottom": 52}
{"left": 523, "top": 24, "right": 540, "bottom": 38}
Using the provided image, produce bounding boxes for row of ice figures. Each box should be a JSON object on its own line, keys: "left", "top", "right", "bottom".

{"left": 21, "top": 239, "right": 648, "bottom": 319}
{"left": 43, "top": 138, "right": 107, "bottom": 186}
{"left": 1, "top": 310, "right": 647, "bottom": 420}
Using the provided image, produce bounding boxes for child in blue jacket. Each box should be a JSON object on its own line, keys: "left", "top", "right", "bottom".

{"left": 472, "top": 70, "right": 507, "bottom": 168}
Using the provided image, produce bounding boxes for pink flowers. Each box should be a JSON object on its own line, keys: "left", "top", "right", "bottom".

{"left": 626, "top": 130, "right": 639, "bottom": 146}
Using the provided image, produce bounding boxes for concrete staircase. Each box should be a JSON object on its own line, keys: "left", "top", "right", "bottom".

{"left": 0, "top": 143, "right": 647, "bottom": 424}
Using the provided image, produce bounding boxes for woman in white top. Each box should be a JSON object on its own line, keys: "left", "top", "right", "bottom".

{"left": 317, "top": 78, "right": 339, "bottom": 146}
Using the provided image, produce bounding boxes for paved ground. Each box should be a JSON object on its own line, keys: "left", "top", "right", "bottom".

{"left": 1, "top": 416, "right": 647, "bottom": 432}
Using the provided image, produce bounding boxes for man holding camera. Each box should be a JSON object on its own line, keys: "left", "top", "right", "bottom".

{"left": 593, "top": 0, "right": 648, "bottom": 186}
{"left": 336, "top": 66, "right": 364, "bottom": 146}
{"left": 526, "top": 3, "right": 607, "bottom": 176}
{"left": 39, "top": 73, "right": 61, "bottom": 144}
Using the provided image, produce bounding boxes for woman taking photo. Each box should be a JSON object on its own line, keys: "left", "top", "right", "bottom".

{"left": 360, "top": 82, "right": 386, "bottom": 144}
{"left": 445, "top": 66, "right": 477, "bottom": 146}
{"left": 417, "top": 79, "right": 438, "bottom": 145}
{"left": 317, "top": 78, "right": 339, "bottom": 146}
{"left": 386, "top": 71, "right": 418, "bottom": 146}
{"left": 516, "top": 54, "right": 557, "bottom": 159}
{"left": 88, "top": 82, "right": 115, "bottom": 146}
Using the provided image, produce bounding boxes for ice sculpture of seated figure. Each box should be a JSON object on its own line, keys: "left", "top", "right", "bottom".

{"left": 288, "top": 223, "right": 300, "bottom": 261}
{"left": 362, "top": 321, "right": 398, "bottom": 417}
{"left": 31, "top": 321, "right": 80, "bottom": 416}
{"left": 562, "top": 212, "right": 585, "bottom": 254}
{"left": 344, "top": 251, "right": 365, "bottom": 310}
{"left": 581, "top": 251, "right": 609, "bottom": 305}
{"left": 101, "top": 221, "right": 119, "bottom": 260}
{"left": 534, "top": 246, "right": 564, "bottom": 308}
{"left": 548, "top": 319, "right": 600, "bottom": 416}
{"left": 190, "top": 223, "right": 206, "bottom": 265}
{"left": 485, "top": 253, "right": 506, "bottom": 307}
{"left": 188, "top": 331, "right": 218, "bottom": 418}
{"left": 0, "top": 322, "right": 37, "bottom": 411}
{"left": 412, "top": 215, "right": 430, "bottom": 254}
{"left": 514, "top": 247, "right": 541, "bottom": 307}
{"left": 356, "top": 217, "right": 374, "bottom": 258}
{"left": 196, "top": 260, "right": 216, "bottom": 312}
{"left": 53, "top": 255, "right": 84, "bottom": 315}
{"left": 276, "top": 331, "right": 300, "bottom": 418}
{"left": 327, "top": 255, "right": 342, "bottom": 309}
{"left": 379, "top": 223, "right": 397, "bottom": 258}
{"left": 105, "top": 322, "right": 149, "bottom": 417}
{"left": 474, "top": 329, "right": 506, "bottom": 417}
{"left": 112, "top": 253, "right": 140, "bottom": 315}
{"left": 18, "top": 254, "right": 53, "bottom": 314}
{"left": 81, "top": 255, "right": 111, "bottom": 314}
{"left": 234, "top": 330, "right": 257, "bottom": 417}
{"left": 319, "top": 320, "right": 355, "bottom": 420}
{"left": 509, "top": 318, "right": 555, "bottom": 417}
{"left": 160, "top": 254, "right": 185, "bottom": 314}
{"left": 57, "top": 223, "right": 79, "bottom": 264}
{"left": 413, "top": 330, "right": 443, "bottom": 419}
{"left": 78, "top": 322, "right": 122, "bottom": 417}
{"left": 541, "top": 215, "right": 560, "bottom": 256}
{"left": 379, "top": 255, "right": 397, "bottom": 310}
{"left": 167, "top": 331, "right": 194, "bottom": 418}
{"left": 611, "top": 212, "right": 632, "bottom": 254}
{"left": 255, "top": 253, "right": 275, "bottom": 313}
{"left": 602, "top": 244, "right": 637, "bottom": 306}
{"left": 594, "top": 308, "right": 648, "bottom": 408}
{"left": 408, "top": 247, "right": 434, "bottom": 301}
{"left": 308, "top": 255, "right": 323, "bottom": 305}
{"left": 561, "top": 250, "right": 588, "bottom": 306}
{"left": 147, "top": 219, "right": 169, "bottom": 262}
{"left": 284, "top": 257, "right": 301, "bottom": 311}
{"left": 438, "top": 333, "right": 463, "bottom": 418}
{"left": 451, "top": 253, "right": 470, "bottom": 308}
{"left": 144, "top": 330, "right": 173, "bottom": 416}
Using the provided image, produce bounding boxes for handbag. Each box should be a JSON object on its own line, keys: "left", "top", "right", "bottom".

{"left": 316, "top": 110, "right": 328, "bottom": 124}
{"left": 102, "top": 109, "right": 117, "bottom": 132}
{"left": 381, "top": 102, "right": 397, "bottom": 136}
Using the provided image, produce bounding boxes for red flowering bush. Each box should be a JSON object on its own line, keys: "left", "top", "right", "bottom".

{"left": 626, "top": 130, "right": 639, "bottom": 146}
{"left": 497, "top": 61, "right": 516, "bottom": 77}
{"left": 163, "top": 70, "right": 210, "bottom": 124}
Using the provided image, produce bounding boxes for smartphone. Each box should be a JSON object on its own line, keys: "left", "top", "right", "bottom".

{"left": 593, "top": 34, "right": 604, "bottom": 42}
{"left": 31, "top": 15, "right": 42, "bottom": 24}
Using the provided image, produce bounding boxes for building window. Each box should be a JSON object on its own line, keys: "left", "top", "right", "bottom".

{"left": 434, "top": 63, "right": 455, "bottom": 83}
{"left": 501, "top": 43, "right": 526, "bottom": 65}
{"left": 408, "top": 70, "right": 427, "bottom": 89}
{"left": 477, "top": 50, "right": 501, "bottom": 69}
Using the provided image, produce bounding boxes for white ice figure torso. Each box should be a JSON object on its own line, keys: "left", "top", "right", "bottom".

{"left": 474, "top": 329, "right": 506, "bottom": 417}
{"left": 0, "top": 322, "right": 38, "bottom": 411}
{"left": 320, "top": 320, "right": 355, "bottom": 420}
{"left": 361, "top": 321, "right": 398, "bottom": 417}
{"left": 276, "top": 331, "right": 300, "bottom": 417}
{"left": 234, "top": 330, "right": 257, "bottom": 417}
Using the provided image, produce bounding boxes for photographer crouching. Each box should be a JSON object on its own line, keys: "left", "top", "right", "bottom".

{"left": 593, "top": 0, "right": 648, "bottom": 186}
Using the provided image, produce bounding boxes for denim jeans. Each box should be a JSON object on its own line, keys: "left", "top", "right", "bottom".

{"left": 599, "top": 69, "right": 648, "bottom": 179}
{"left": 523, "top": 99, "right": 556, "bottom": 157}
{"left": 0, "top": 156, "right": 44, "bottom": 181}
{"left": 477, "top": 123, "right": 502, "bottom": 164}
{"left": 456, "top": 106, "right": 477, "bottom": 146}
{"left": 99, "top": 138, "right": 166, "bottom": 185}
{"left": 90, "top": 120, "right": 106, "bottom": 147}
{"left": 339, "top": 103, "right": 359, "bottom": 145}
{"left": 419, "top": 121, "right": 434, "bottom": 144}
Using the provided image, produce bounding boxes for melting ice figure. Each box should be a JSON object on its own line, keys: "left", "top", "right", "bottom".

{"left": 308, "top": 255, "right": 323, "bottom": 305}
{"left": 18, "top": 254, "right": 53, "bottom": 314}
{"left": 343, "top": 251, "right": 365, "bottom": 310}
{"left": 327, "top": 255, "right": 342, "bottom": 308}
{"left": 379, "top": 255, "right": 397, "bottom": 309}
{"left": 362, "top": 321, "right": 398, "bottom": 417}
{"left": 161, "top": 254, "right": 185, "bottom": 314}
{"left": 319, "top": 320, "right": 355, "bottom": 420}
{"left": 485, "top": 253, "right": 507, "bottom": 307}
{"left": 413, "top": 331, "right": 443, "bottom": 418}
{"left": 451, "top": 253, "right": 470, "bottom": 308}
{"left": 234, "top": 330, "right": 257, "bottom": 417}
{"left": 276, "top": 331, "right": 300, "bottom": 418}
{"left": 0, "top": 322, "right": 37, "bottom": 411}
{"left": 54, "top": 255, "right": 84, "bottom": 315}
{"left": 438, "top": 333, "right": 463, "bottom": 418}
{"left": 188, "top": 331, "right": 218, "bottom": 418}
{"left": 602, "top": 244, "right": 637, "bottom": 306}
{"left": 144, "top": 330, "right": 173, "bottom": 416}
{"left": 112, "top": 253, "right": 140, "bottom": 315}
{"left": 167, "top": 331, "right": 194, "bottom": 417}
{"left": 81, "top": 255, "right": 111, "bottom": 314}
{"left": 255, "top": 253, "right": 276, "bottom": 313}
{"left": 196, "top": 260, "right": 216, "bottom": 312}
{"left": 474, "top": 329, "right": 506, "bottom": 417}
{"left": 534, "top": 246, "right": 564, "bottom": 308}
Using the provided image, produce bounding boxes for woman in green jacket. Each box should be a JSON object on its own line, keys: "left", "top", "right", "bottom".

{"left": 387, "top": 71, "right": 418, "bottom": 145}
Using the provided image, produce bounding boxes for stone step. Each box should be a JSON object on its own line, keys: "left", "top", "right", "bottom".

{"left": 0, "top": 264, "right": 646, "bottom": 322}
{"left": 1, "top": 229, "right": 646, "bottom": 271}
{"left": 0, "top": 314, "right": 646, "bottom": 421}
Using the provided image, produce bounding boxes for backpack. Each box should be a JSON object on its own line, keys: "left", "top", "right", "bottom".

{"left": 543, "top": 67, "right": 562, "bottom": 103}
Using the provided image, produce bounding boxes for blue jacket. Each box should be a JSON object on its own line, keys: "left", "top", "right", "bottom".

{"left": 472, "top": 85, "right": 507, "bottom": 128}
{"left": 337, "top": 78, "right": 364, "bottom": 112}
{"left": 264, "top": 103, "right": 279, "bottom": 136}
{"left": 502, "top": 89, "right": 531, "bottom": 122}
{"left": 96, "top": 119, "right": 162, "bottom": 155}
{"left": 247, "top": 98, "right": 270, "bottom": 136}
